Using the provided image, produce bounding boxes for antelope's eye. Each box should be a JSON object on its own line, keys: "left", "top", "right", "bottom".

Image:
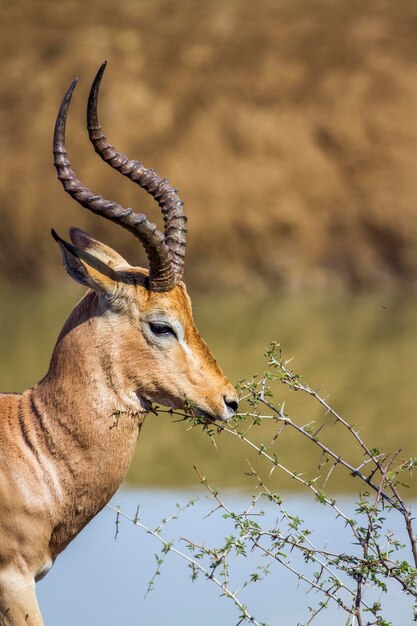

{"left": 149, "top": 322, "right": 176, "bottom": 338}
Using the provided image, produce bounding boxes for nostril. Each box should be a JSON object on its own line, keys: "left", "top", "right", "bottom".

{"left": 224, "top": 396, "right": 238, "bottom": 413}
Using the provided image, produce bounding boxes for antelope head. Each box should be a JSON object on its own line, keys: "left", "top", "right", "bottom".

{"left": 52, "top": 63, "right": 238, "bottom": 424}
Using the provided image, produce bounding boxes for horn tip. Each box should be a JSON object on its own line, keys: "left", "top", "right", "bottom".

{"left": 96, "top": 61, "right": 107, "bottom": 80}
{"left": 63, "top": 77, "right": 78, "bottom": 103}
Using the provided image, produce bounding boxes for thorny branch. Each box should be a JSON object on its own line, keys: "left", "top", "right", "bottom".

{"left": 112, "top": 343, "right": 417, "bottom": 626}
{"left": 106, "top": 504, "right": 263, "bottom": 626}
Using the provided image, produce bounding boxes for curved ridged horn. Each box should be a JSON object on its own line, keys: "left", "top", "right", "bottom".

{"left": 53, "top": 78, "right": 175, "bottom": 292}
{"left": 87, "top": 62, "right": 187, "bottom": 282}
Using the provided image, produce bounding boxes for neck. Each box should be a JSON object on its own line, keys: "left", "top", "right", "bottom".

{"left": 39, "top": 292, "right": 139, "bottom": 413}
{"left": 30, "top": 292, "right": 146, "bottom": 556}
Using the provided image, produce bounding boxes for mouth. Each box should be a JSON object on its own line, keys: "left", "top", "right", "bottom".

{"left": 134, "top": 393, "right": 153, "bottom": 413}
{"left": 192, "top": 407, "right": 227, "bottom": 426}
{"left": 147, "top": 395, "right": 229, "bottom": 426}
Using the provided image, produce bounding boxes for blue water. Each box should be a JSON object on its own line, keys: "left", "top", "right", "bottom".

{"left": 37, "top": 489, "right": 415, "bottom": 626}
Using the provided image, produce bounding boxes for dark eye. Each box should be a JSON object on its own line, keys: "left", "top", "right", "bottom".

{"left": 149, "top": 322, "right": 176, "bottom": 338}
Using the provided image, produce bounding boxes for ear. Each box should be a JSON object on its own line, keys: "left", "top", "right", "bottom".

{"left": 51, "top": 229, "right": 118, "bottom": 297}
{"left": 69, "top": 227, "right": 130, "bottom": 270}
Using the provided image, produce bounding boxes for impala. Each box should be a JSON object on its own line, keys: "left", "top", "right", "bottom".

{"left": 0, "top": 63, "right": 238, "bottom": 625}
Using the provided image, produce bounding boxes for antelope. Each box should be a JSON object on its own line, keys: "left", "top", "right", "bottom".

{"left": 0, "top": 63, "right": 238, "bottom": 625}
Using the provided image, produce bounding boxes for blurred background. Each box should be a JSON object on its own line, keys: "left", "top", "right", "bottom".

{"left": 1, "top": 1, "right": 417, "bottom": 622}
{"left": 1, "top": 0, "right": 417, "bottom": 291}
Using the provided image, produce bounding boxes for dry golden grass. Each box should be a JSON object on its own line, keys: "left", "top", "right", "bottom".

{"left": 1, "top": 0, "right": 417, "bottom": 290}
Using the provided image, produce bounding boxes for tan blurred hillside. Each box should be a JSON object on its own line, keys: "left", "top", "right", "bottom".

{"left": 0, "top": 0, "right": 417, "bottom": 291}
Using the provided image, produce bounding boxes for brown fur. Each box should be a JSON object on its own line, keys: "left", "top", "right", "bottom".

{"left": 0, "top": 231, "right": 237, "bottom": 625}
